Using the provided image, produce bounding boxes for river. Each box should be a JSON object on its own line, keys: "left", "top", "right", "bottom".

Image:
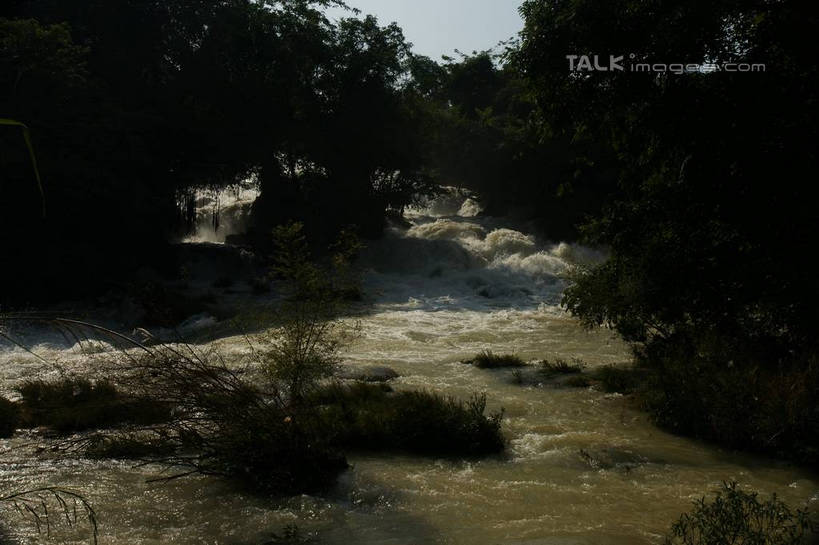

{"left": 1, "top": 190, "right": 816, "bottom": 544}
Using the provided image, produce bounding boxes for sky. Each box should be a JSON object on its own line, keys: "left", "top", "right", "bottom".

{"left": 325, "top": 0, "right": 525, "bottom": 60}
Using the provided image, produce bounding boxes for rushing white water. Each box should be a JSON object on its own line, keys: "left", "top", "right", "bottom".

{"left": 182, "top": 185, "right": 259, "bottom": 244}
{"left": 1, "top": 189, "right": 816, "bottom": 544}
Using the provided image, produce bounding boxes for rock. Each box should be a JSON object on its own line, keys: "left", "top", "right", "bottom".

{"left": 338, "top": 365, "right": 400, "bottom": 383}
{"left": 578, "top": 447, "right": 649, "bottom": 472}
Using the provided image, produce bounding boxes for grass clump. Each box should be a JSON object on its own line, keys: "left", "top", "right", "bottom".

{"left": 17, "top": 378, "right": 170, "bottom": 433}
{"left": 665, "top": 482, "right": 815, "bottom": 545}
{"left": 591, "top": 365, "right": 644, "bottom": 394}
{"left": 538, "top": 358, "right": 584, "bottom": 377}
{"left": 0, "top": 397, "right": 19, "bottom": 438}
{"left": 465, "top": 350, "right": 527, "bottom": 369}
{"left": 310, "top": 383, "right": 505, "bottom": 457}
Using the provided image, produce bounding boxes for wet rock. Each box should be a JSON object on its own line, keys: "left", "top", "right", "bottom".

{"left": 338, "top": 366, "right": 400, "bottom": 383}
{"left": 578, "top": 447, "right": 648, "bottom": 472}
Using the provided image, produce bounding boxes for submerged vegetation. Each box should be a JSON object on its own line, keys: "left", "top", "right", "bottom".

{"left": 310, "top": 383, "right": 504, "bottom": 456}
{"left": 579, "top": 360, "right": 819, "bottom": 465}
{"left": 591, "top": 365, "right": 645, "bottom": 395}
{"left": 16, "top": 378, "right": 169, "bottom": 433}
{"left": 463, "top": 351, "right": 527, "bottom": 369}
{"left": 538, "top": 358, "right": 584, "bottom": 377}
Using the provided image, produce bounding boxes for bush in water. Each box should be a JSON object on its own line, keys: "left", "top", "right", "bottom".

{"left": 581, "top": 356, "right": 819, "bottom": 466}
{"left": 79, "top": 340, "right": 350, "bottom": 495}
{"left": 538, "top": 358, "right": 584, "bottom": 377}
{"left": 464, "top": 350, "right": 527, "bottom": 369}
{"left": 81, "top": 345, "right": 505, "bottom": 492}
{"left": 310, "top": 382, "right": 505, "bottom": 457}
{"left": 259, "top": 222, "right": 361, "bottom": 404}
{"left": 638, "top": 351, "right": 819, "bottom": 466}
{"left": 17, "top": 378, "right": 170, "bottom": 433}
{"left": 592, "top": 364, "right": 645, "bottom": 394}
{"left": 665, "top": 482, "right": 815, "bottom": 545}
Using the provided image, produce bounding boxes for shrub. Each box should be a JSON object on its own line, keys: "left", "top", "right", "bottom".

{"left": 465, "top": 350, "right": 527, "bottom": 369}
{"left": 0, "top": 397, "right": 19, "bottom": 438}
{"left": 259, "top": 222, "right": 360, "bottom": 404}
{"left": 310, "top": 383, "right": 505, "bottom": 457}
{"left": 17, "top": 379, "right": 170, "bottom": 433}
{"left": 539, "top": 358, "right": 584, "bottom": 377}
{"left": 665, "top": 482, "right": 815, "bottom": 545}
{"left": 641, "top": 353, "right": 819, "bottom": 465}
{"left": 108, "top": 344, "right": 349, "bottom": 495}
{"left": 202, "top": 399, "right": 348, "bottom": 494}
{"left": 593, "top": 365, "right": 644, "bottom": 394}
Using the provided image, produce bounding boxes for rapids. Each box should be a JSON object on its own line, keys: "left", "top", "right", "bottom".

{"left": 1, "top": 189, "right": 816, "bottom": 544}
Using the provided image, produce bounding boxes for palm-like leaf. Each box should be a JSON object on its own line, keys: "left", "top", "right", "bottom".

{"left": 0, "top": 118, "right": 46, "bottom": 218}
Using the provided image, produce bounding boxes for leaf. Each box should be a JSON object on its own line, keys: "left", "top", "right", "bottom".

{"left": 0, "top": 118, "right": 46, "bottom": 218}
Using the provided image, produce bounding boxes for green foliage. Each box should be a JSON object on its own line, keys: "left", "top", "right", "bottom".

{"left": 0, "top": 397, "right": 19, "bottom": 438}
{"left": 88, "top": 344, "right": 504, "bottom": 492}
{"left": 525, "top": 0, "right": 819, "bottom": 361}
{"left": 17, "top": 379, "right": 169, "bottom": 433}
{"left": 465, "top": 350, "right": 527, "bottom": 369}
{"left": 514, "top": 0, "right": 819, "bottom": 463}
{"left": 100, "top": 341, "right": 348, "bottom": 495}
{"left": 259, "top": 223, "right": 360, "bottom": 403}
{"left": 0, "top": 119, "right": 44, "bottom": 216}
{"left": 411, "top": 42, "right": 628, "bottom": 234}
{"left": 592, "top": 365, "right": 644, "bottom": 395}
{"left": 310, "top": 383, "right": 506, "bottom": 457}
{"left": 201, "top": 394, "right": 348, "bottom": 494}
{"left": 665, "top": 482, "right": 814, "bottom": 545}
{"left": 640, "top": 354, "right": 819, "bottom": 465}
{"left": 1, "top": 1, "right": 433, "bottom": 304}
